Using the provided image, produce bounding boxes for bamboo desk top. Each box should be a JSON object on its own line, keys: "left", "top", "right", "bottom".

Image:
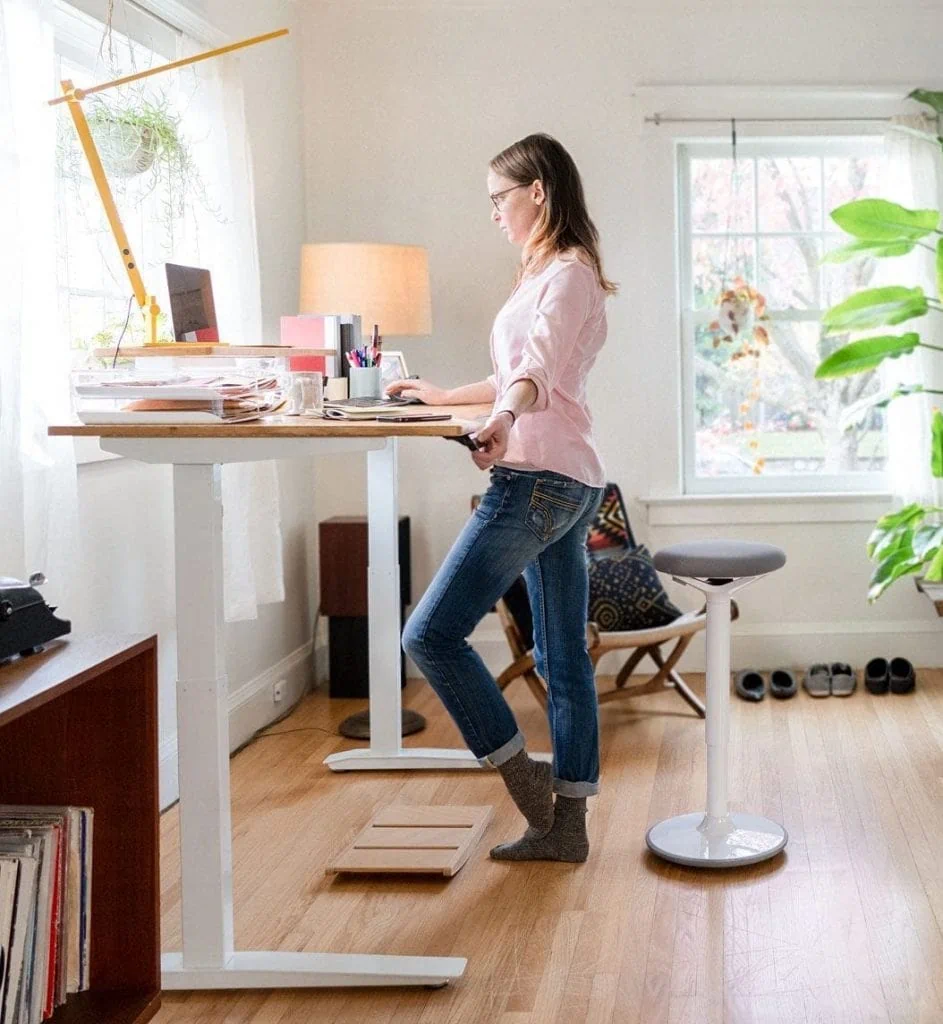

{"left": 48, "top": 404, "right": 492, "bottom": 439}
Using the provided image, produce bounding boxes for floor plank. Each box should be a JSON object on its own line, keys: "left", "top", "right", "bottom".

{"left": 153, "top": 669, "right": 943, "bottom": 1023}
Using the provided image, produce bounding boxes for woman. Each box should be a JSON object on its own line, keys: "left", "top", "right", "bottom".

{"left": 389, "top": 133, "right": 617, "bottom": 863}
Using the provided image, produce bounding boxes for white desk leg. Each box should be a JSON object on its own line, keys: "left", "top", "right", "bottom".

{"left": 325, "top": 438, "right": 493, "bottom": 772}
{"left": 365, "top": 434, "right": 403, "bottom": 757}
{"left": 164, "top": 462, "right": 466, "bottom": 989}
{"left": 171, "top": 463, "right": 234, "bottom": 969}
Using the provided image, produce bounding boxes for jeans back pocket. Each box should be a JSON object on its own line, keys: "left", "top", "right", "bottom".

{"left": 525, "top": 477, "right": 585, "bottom": 543}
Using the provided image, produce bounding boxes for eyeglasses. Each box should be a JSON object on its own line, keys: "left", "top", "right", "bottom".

{"left": 489, "top": 184, "right": 527, "bottom": 212}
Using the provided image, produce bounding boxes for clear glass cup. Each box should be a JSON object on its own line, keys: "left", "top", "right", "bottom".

{"left": 287, "top": 372, "right": 324, "bottom": 416}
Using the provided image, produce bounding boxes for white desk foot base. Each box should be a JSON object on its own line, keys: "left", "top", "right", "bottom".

{"left": 324, "top": 748, "right": 552, "bottom": 771}
{"left": 645, "top": 811, "right": 787, "bottom": 868}
{"left": 161, "top": 951, "right": 466, "bottom": 989}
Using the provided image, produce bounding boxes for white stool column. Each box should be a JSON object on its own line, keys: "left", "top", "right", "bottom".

{"left": 645, "top": 541, "right": 788, "bottom": 868}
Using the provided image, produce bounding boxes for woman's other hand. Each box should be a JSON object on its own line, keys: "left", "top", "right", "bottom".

{"left": 471, "top": 411, "right": 513, "bottom": 470}
{"left": 384, "top": 378, "right": 450, "bottom": 405}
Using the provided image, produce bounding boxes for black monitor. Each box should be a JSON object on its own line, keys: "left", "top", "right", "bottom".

{"left": 165, "top": 263, "right": 219, "bottom": 342}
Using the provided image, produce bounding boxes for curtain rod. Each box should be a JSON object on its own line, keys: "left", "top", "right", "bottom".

{"left": 645, "top": 114, "right": 890, "bottom": 125}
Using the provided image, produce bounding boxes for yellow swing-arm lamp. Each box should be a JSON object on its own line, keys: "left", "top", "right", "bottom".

{"left": 49, "top": 28, "right": 288, "bottom": 347}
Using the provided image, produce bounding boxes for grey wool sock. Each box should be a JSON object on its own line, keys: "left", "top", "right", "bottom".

{"left": 489, "top": 795, "right": 589, "bottom": 862}
{"left": 494, "top": 750, "right": 554, "bottom": 835}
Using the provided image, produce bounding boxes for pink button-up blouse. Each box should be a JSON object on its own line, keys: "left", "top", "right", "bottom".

{"left": 487, "top": 254, "right": 608, "bottom": 487}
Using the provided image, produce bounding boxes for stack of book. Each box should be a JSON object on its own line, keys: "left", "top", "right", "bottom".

{"left": 0, "top": 807, "right": 93, "bottom": 1023}
{"left": 71, "top": 373, "right": 286, "bottom": 424}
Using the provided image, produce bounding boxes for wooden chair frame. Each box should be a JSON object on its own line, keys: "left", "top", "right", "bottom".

{"left": 472, "top": 487, "right": 739, "bottom": 720}
{"left": 492, "top": 596, "right": 742, "bottom": 719}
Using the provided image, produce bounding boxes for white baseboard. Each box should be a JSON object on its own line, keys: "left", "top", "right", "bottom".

{"left": 159, "top": 640, "right": 320, "bottom": 810}
{"left": 468, "top": 613, "right": 943, "bottom": 678}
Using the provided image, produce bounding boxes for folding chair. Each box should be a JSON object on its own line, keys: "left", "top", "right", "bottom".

{"left": 475, "top": 484, "right": 737, "bottom": 719}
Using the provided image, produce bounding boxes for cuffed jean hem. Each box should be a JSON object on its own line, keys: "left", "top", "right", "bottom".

{"left": 553, "top": 778, "right": 599, "bottom": 798}
{"left": 479, "top": 730, "right": 526, "bottom": 768}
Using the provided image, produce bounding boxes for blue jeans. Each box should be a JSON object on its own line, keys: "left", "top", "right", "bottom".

{"left": 402, "top": 466, "right": 605, "bottom": 797}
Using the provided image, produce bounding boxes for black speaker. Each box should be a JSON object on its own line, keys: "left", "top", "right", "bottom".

{"left": 328, "top": 612, "right": 408, "bottom": 699}
{"left": 320, "top": 515, "right": 411, "bottom": 700}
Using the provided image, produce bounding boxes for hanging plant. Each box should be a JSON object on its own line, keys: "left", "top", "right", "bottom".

{"left": 709, "top": 277, "right": 772, "bottom": 358}
{"left": 86, "top": 94, "right": 189, "bottom": 182}
{"left": 57, "top": 85, "right": 221, "bottom": 237}
{"left": 706, "top": 120, "right": 775, "bottom": 474}
{"left": 708, "top": 276, "right": 772, "bottom": 474}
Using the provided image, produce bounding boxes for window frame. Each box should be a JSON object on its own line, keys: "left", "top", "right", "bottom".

{"left": 631, "top": 86, "right": 913, "bottom": 509}
{"left": 677, "top": 134, "right": 889, "bottom": 496}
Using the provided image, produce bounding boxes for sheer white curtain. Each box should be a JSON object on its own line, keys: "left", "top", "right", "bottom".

{"left": 185, "top": 48, "right": 285, "bottom": 622}
{"left": 182, "top": 51, "right": 285, "bottom": 621}
{"left": 0, "top": 4, "right": 283, "bottom": 622}
{"left": 880, "top": 113, "right": 943, "bottom": 508}
{"left": 0, "top": 0, "right": 80, "bottom": 607}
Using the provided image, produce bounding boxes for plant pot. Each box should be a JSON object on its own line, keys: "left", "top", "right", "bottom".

{"left": 95, "top": 120, "right": 157, "bottom": 178}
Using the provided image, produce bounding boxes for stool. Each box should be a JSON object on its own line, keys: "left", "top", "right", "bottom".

{"left": 646, "top": 540, "right": 788, "bottom": 868}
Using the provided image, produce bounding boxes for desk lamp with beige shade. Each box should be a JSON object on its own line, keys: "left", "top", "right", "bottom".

{"left": 300, "top": 243, "right": 433, "bottom": 739}
{"left": 299, "top": 242, "right": 432, "bottom": 379}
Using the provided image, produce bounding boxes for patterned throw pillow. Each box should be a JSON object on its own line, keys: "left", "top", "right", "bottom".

{"left": 586, "top": 483, "right": 631, "bottom": 552}
{"left": 587, "top": 546, "right": 682, "bottom": 632}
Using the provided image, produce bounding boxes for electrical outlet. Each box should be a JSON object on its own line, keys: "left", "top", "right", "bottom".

{"left": 272, "top": 679, "right": 285, "bottom": 703}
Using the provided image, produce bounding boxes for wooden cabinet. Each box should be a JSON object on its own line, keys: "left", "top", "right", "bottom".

{"left": 0, "top": 635, "right": 160, "bottom": 1024}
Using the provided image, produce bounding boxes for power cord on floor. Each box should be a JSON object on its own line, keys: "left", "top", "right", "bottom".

{"left": 254, "top": 725, "right": 337, "bottom": 739}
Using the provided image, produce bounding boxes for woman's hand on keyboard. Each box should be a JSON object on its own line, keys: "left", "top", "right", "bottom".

{"left": 385, "top": 378, "right": 446, "bottom": 405}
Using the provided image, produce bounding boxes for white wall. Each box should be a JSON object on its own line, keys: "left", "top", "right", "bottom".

{"left": 69, "top": 0, "right": 317, "bottom": 807}
{"left": 301, "top": 0, "right": 943, "bottom": 675}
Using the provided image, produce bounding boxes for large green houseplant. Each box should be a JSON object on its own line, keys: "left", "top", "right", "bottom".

{"left": 816, "top": 89, "right": 943, "bottom": 602}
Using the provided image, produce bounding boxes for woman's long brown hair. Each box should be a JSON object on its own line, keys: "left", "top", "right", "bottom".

{"left": 490, "top": 133, "right": 617, "bottom": 296}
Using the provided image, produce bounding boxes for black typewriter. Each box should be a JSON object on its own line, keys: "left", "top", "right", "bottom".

{"left": 0, "top": 573, "right": 71, "bottom": 663}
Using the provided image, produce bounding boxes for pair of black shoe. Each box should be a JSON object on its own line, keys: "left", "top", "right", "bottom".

{"left": 734, "top": 668, "right": 798, "bottom": 701}
{"left": 864, "top": 657, "right": 916, "bottom": 695}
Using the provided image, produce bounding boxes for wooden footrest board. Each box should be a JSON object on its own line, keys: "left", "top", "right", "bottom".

{"left": 326, "top": 804, "right": 494, "bottom": 877}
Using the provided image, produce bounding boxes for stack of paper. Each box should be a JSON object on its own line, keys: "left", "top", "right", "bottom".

{"left": 72, "top": 373, "right": 286, "bottom": 424}
{"left": 0, "top": 807, "right": 93, "bottom": 1023}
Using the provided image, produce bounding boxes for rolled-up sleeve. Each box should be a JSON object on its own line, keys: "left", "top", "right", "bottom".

{"left": 504, "top": 264, "right": 592, "bottom": 412}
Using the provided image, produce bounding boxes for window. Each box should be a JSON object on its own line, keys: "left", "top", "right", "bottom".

{"left": 53, "top": 0, "right": 208, "bottom": 365}
{"left": 678, "top": 137, "right": 888, "bottom": 494}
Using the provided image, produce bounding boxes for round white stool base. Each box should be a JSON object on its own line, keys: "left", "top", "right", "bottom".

{"left": 646, "top": 811, "right": 787, "bottom": 868}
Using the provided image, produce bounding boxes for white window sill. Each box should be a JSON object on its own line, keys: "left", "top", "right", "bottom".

{"left": 638, "top": 491, "right": 893, "bottom": 526}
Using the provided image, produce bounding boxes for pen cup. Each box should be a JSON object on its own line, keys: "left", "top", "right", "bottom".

{"left": 348, "top": 366, "right": 381, "bottom": 399}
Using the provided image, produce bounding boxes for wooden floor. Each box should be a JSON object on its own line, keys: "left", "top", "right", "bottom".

{"left": 153, "top": 668, "right": 943, "bottom": 1024}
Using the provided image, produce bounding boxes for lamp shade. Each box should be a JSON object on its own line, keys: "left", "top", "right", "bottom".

{"left": 299, "top": 243, "right": 432, "bottom": 336}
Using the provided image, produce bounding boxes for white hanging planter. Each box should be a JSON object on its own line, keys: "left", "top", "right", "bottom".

{"left": 94, "top": 118, "right": 158, "bottom": 178}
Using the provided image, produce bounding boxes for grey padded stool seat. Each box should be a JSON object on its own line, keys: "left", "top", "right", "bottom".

{"left": 646, "top": 539, "right": 787, "bottom": 868}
